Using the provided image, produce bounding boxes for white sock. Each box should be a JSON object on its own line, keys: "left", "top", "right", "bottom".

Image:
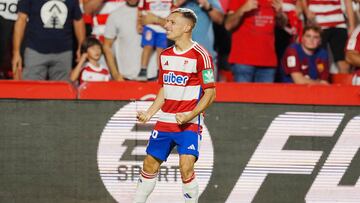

{"left": 133, "top": 170, "right": 157, "bottom": 203}
{"left": 182, "top": 173, "right": 199, "bottom": 203}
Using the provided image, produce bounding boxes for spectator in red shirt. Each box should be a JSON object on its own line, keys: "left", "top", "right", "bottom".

{"left": 225, "top": 0, "right": 284, "bottom": 82}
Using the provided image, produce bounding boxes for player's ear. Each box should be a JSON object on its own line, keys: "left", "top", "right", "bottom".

{"left": 184, "top": 24, "right": 192, "bottom": 33}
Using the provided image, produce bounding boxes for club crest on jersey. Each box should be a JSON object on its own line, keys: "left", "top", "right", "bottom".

{"left": 163, "top": 72, "right": 189, "bottom": 86}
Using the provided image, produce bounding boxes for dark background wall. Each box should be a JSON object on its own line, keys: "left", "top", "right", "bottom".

{"left": 0, "top": 100, "right": 359, "bottom": 203}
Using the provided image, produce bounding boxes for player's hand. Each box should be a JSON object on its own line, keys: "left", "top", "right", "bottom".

{"left": 241, "top": 0, "right": 258, "bottom": 14}
{"left": 137, "top": 111, "right": 151, "bottom": 123}
{"left": 197, "top": 0, "right": 210, "bottom": 9}
{"left": 112, "top": 73, "right": 125, "bottom": 81}
{"left": 305, "top": 10, "right": 316, "bottom": 21}
{"left": 12, "top": 52, "right": 22, "bottom": 80}
{"left": 137, "top": 23, "right": 143, "bottom": 34}
{"left": 79, "top": 53, "right": 88, "bottom": 63}
{"left": 76, "top": 47, "right": 82, "bottom": 63}
{"left": 272, "top": 0, "right": 283, "bottom": 13}
{"left": 175, "top": 113, "right": 191, "bottom": 125}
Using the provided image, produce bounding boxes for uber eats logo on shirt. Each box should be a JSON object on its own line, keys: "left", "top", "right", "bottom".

{"left": 202, "top": 69, "right": 214, "bottom": 84}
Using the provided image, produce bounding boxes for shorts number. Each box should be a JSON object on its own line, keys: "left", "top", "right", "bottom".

{"left": 151, "top": 130, "right": 158, "bottom": 139}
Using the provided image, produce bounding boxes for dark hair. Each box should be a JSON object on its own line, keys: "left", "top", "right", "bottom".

{"left": 302, "top": 23, "right": 322, "bottom": 35}
{"left": 81, "top": 37, "right": 103, "bottom": 54}
{"left": 171, "top": 8, "right": 197, "bottom": 27}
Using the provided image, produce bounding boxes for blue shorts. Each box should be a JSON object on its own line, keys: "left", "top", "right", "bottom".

{"left": 146, "top": 130, "right": 201, "bottom": 161}
{"left": 141, "top": 26, "right": 167, "bottom": 48}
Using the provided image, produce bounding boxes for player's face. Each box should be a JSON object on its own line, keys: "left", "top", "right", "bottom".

{"left": 87, "top": 45, "right": 102, "bottom": 61}
{"left": 302, "top": 29, "right": 321, "bottom": 51}
{"left": 164, "top": 13, "right": 189, "bottom": 41}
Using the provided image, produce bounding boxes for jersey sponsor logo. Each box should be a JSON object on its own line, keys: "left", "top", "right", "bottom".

{"left": 97, "top": 101, "right": 214, "bottom": 202}
{"left": 317, "top": 63, "right": 324, "bottom": 72}
{"left": 202, "top": 69, "right": 215, "bottom": 84}
{"left": 41, "top": 0, "right": 68, "bottom": 29}
{"left": 163, "top": 72, "right": 189, "bottom": 86}
{"left": 226, "top": 112, "right": 360, "bottom": 203}
{"left": 287, "top": 56, "right": 296, "bottom": 68}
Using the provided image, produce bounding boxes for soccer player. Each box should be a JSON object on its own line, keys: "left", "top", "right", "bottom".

{"left": 134, "top": 8, "right": 216, "bottom": 203}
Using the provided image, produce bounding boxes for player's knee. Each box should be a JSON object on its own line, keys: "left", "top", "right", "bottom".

{"left": 143, "top": 156, "right": 160, "bottom": 174}
{"left": 179, "top": 164, "right": 194, "bottom": 180}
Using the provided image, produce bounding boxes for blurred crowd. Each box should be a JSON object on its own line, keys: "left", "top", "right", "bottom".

{"left": 1, "top": 0, "right": 360, "bottom": 85}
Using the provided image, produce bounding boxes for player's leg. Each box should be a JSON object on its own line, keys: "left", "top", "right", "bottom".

{"left": 175, "top": 131, "right": 201, "bottom": 203}
{"left": 180, "top": 155, "right": 198, "bottom": 203}
{"left": 134, "top": 130, "right": 175, "bottom": 203}
{"left": 139, "top": 26, "right": 156, "bottom": 81}
{"left": 134, "top": 155, "right": 162, "bottom": 203}
{"left": 329, "top": 28, "right": 350, "bottom": 73}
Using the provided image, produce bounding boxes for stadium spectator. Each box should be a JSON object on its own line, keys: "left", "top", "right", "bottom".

{"left": 280, "top": 24, "right": 329, "bottom": 84}
{"left": 103, "top": 0, "right": 158, "bottom": 80}
{"left": 0, "top": 0, "right": 18, "bottom": 79}
{"left": 12, "top": 0, "right": 85, "bottom": 81}
{"left": 70, "top": 37, "right": 110, "bottom": 84}
{"left": 141, "top": 0, "right": 224, "bottom": 79}
{"left": 302, "top": 0, "right": 355, "bottom": 73}
{"left": 136, "top": 0, "right": 174, "bottom": 81}
{"left": 225, "top": 0, "right": 285, "bottom": 83}
{"left": 177, "top": 0, "right": 224, "bottom": 59}
{"left": 83, "top": 0, "right": 125, "bottom": 41}
{"left": 345, "top": 24, "right": 360, "bottom": 85}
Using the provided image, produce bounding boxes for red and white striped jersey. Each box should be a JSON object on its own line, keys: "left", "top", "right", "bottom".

{"left": 308, "top": 0, "right": 346, "bottom": 29}
{"left": 138, "top": 0, "right": 174, "bottom": 32}
{"left": 91, "top": 0, "right": 125, "bottom": 42}
{"left": 79, "top": 62, "right": 111, "bottom": 84}
{"left": 155, "top": 42, "right": 216, "bottom": 133}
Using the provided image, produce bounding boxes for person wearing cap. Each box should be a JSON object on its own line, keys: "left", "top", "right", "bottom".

{"left": 133, "top": 8, "right": 216, "bottom": 203}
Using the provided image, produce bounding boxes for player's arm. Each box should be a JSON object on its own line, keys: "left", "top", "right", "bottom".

{"left": 83, "top": 0, "right": 104, "bottom": 14}
{"left": 290, "top": 72, "right": 328, "bottom": 84}
{"left": 140, "top": 11, "right": 167, "bottom": 27}
{"left": 175, "top": 88, "right": 216, "bottom": 125}
{"left": 301, "top": 0, "right": 315, "bottom": 21}
{"left": 70, "top": 53, "right": 88, "bottom": 82}
{"left": 12, "top": 12, "right": 28, "bottom": 80}
{"left": 137, "top": 87, "right": 165, "bottom": 123}
{"left": 224, "top": 0, "right": 258, "bottom": 31}
{"left": 345, "top": 50, "right": 360, "bottom": 66}
{"left": 344, "top": 0, "right": 355, "bottom": 35}
{"left": 73, "top": 18, "right": 86, "bottom": 61}
{"left": 103, "top": 37, "right": 124, "bottom": 81}
{"left": 198, "top": 0, "right": 224, "bottom": 25}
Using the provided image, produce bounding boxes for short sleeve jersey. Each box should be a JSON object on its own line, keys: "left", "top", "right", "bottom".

{"left": 227, "top": 0, "right": 277, "bottom": 67}
{"left": 155, "top": 42, "right": 215, "bottom": 133}
{"left": 138, "top": 0, "right": 173, "bottom": 32}
{"left": 17, "top": 0, "right": 82, "bottom": 53}
{"left": 79, "top": 62, "right": 110, "bottom": 84}
{"left": 281, "top": 43, "right": 329, "bottom": 83}
{"left": 346, "top": 25, "right": 360, "bottom": 70}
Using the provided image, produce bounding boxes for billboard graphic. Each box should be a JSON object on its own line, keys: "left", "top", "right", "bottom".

{"left": 97, "top": 101, "right": 214, "bottom": 203}
{"left": 0, "top": 100, "right": 359, "bottom": 203}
